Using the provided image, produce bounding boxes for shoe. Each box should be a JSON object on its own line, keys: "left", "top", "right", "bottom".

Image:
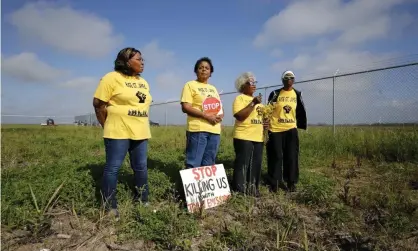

{"left": 278, "top": 182, "right": 289, "bottom": 191}
{"left": 254, "top": 190, "right": 261, "bottom": 198}
{"left": 287, "top": 183, "right": 296, "bottom": 192}
{"left": 269, "top": 182, "right": 288, "bottom": 192}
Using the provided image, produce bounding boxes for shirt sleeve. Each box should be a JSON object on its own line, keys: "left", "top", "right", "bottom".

{"left": 94, "top": 73, "right": 114, "bottom": 102}
{"left": 233, "top": 96, "right": 246, "bottom": 115}
{"left": 267, "top": 90, "right": 276, "bottom": 103}
{"left": 181, "top": 82, "right": 193, "bottom": 103}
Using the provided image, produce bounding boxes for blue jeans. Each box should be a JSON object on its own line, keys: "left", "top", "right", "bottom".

{"left": 102, "top": 138, "right": 148, "bottom": 209}
{"left": 185, "top": 131, "right": 220, "bottom": 168}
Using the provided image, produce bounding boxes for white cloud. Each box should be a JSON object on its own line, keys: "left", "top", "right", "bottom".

{"left": 137, "top": 40, "right": 189, "bottom": 97}
{"left": 272, "top": 49, "right": 398, "bottom": 79}
{"left": 1, "top": 52, "right": 69, "bottom": 83}
{"left": 253, "top": 0, "right": 412, "bottom": 49}
{"left": 253, "top": 0, "right": 418, "bottom": 125}
{"left": 155, "top": 70, "right": 187, "bottom": 89}
{"left": 8, "top": 1, "right": 123, "bottom": 58}
{"left": 270, "top": 49, "right": 282, "bottom": 58}
{"left": 60, "top": 77, "right": 98, "bottom": 88}
{"left": 141, "top": 40, "right": 175, "bottom": 69}
{"left": 254, "top": 0, "right": 416, "bottom": 77}
{"left": 1, "top": 52, "right": 99, "bottom": 89}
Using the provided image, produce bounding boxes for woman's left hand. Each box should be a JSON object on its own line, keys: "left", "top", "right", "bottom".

{"left": 215, "top": 114, "right": 223, "bottom": 123}
{"left": 215, "top": 112, "right": 224, "bottom": 123}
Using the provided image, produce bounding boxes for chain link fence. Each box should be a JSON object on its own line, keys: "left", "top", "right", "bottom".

{"left": 3, "top": 62, "right": 417, "bottom": 130}
{"left": 148, "top": 62, "right": 418, "bottom": 130}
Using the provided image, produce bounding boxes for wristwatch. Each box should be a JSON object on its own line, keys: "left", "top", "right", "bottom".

{"left": 250, "top": 102, "right": 255, "bottom": 107}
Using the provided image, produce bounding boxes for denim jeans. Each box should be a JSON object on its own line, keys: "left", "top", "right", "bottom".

{"left": 185, "top": 131, "right": 221, "bottom": 168}
{"left": 102, "top": 138, "right": 148, "bottom": 209}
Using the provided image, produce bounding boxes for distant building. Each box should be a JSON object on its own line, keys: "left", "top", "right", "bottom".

{"left": 74, "top": 113, "right": 99, "bottom": 126}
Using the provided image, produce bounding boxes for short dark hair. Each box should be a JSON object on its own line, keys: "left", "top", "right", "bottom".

{"left": 114, "top": 47, "right": 141, "bottom": 76}
{"left": 194, "top": 57, "right": 214, "bottom": 74}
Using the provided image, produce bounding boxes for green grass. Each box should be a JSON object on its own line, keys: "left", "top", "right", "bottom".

{"left": 1, "top": 125, "right": 418, "bottom": 250}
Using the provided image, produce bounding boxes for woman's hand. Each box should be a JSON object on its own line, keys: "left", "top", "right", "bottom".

{"left": 181, "top": 103, "right": 222, "bottom": 125}
{"left": 252, "top": 95, "right": 262, "bottom": 105}
{"left": 215, "top": 111, "right": 224, "bottom": 123}
{"left": 215, "top": 115, "right": 223, "bottom": 123}
{"left": 203, "top": 114, "right": 219, "bottom": 125}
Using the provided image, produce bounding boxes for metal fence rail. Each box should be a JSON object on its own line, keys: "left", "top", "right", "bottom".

{"left": 3, "top": 62, "right": 417, "bottom": 128}
{"left": 148, "top": 62, "right": 418, "bottom": 129}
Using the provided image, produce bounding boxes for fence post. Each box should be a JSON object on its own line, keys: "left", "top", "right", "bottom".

{"left": 332, "top": 77, "right": 335, "bottom": 135}
{"left": 165, "top": 102, "right": 168, "bottom": 127}
{"left": 331, "top": 69, "right": 339, "bottom": 169}
{"left": 333, "top": 69, "right": 339, "bottom": 136}
{"left": 264, "top": 87, "right": 267, "bottom": 104}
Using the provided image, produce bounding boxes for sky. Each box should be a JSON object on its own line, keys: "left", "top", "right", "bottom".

{"left": 2, "top": 0, "right": 418, "bottom": 125}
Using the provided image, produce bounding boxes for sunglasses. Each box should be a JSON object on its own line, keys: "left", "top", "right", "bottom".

{"left": 246, "top": 80, "right": 258, "bottom": 86}
{"left": 283, "top": 77, "right": 294, "bottom": 81}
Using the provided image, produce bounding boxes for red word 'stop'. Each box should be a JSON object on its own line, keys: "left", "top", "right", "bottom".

{"left": 192, "top": 165, "right": 217, "bottom": 181}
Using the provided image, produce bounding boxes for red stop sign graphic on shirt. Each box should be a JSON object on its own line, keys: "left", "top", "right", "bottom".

{"left": 202, "top": 97, "right": 222, "bottom": 115}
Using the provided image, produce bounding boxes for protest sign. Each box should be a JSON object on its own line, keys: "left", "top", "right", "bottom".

{"left": 217, "top": 101, "right": 224, "bottom": 116}
{"left": 180, "top": 164, "right": 231, "bottom": 213}
{"left": 202, "top": 97, "right": 222, "bottom": 116}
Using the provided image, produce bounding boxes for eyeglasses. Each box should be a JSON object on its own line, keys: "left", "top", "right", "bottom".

{"left": 246, "top": 80, "right": 258, "bottom": 86}
{"left": 283, "top": 77, "right": 294, "bottom": 80}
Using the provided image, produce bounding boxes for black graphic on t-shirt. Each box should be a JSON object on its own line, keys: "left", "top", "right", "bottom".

{"left": 250, "top": 106, "right": 263, "bottom": 124}
{"left": 128, "top": 109, "right": 148, "bottom": 117}
{"left": 283, "top": 105, "right": 292, "bottom": 114}
{"left": 256, "top": 106, "right": 263, "bottom": 116}
{"left": 136, "top": 91, "right": 147, "bottom": 103}
{"left": 197, "top": 87, "right": 216, "bottom": 98}
{"left": 251, "top": 119, "right": 263, "bottom": 124}
{"left": 126, "top": 82, "right": 147, "bottom": 89}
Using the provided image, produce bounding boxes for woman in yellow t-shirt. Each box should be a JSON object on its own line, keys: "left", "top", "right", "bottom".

{"left": 180, "top": 57, "right": 224, "bottom": 169}
{"left": 232, "top": 72, "right": 268, "bottom": 197}
{"left": 93, "top": 47, "right": 152, "bottom": 218}
{"left": 266, "top": 70, "right": 307, "bottom": 193}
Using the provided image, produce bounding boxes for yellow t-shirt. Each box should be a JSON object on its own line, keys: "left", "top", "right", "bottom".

{"left": 180, "top": 80, "right": 222, "bottom": 134}
{"left": 269, "top": 89, "right": 297, "bottom": 133}
{"left": 94, "top": 71, "right": 153, "bottom": 140}
{"left": 233, "top": 94, "right": 264, "bottom": 142}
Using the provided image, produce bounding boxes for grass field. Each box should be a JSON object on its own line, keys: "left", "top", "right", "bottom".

{"left": 1, "top": 125, "right": 418, "bottom": 251}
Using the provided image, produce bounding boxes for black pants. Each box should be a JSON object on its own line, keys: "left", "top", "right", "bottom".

{"left": 266, "top": 128, "right": 299, "bottom": 188}
{"left": 233, "top": 138, "right": 263, "bottom": 195}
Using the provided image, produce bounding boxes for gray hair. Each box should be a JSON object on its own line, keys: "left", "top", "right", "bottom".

{"left": 235, "top": 72, "right": 256, "bottom": 93}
